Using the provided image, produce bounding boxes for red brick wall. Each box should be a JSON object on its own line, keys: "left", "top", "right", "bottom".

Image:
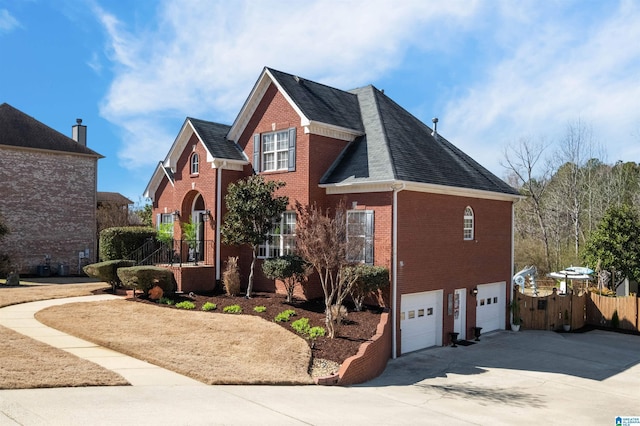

{"left": 0, "top": 147, "right": 98, "bottom": 275}
{"left": 395, "top": 191, "right": 513, "bottom": 354}
{"left": 315, "top": 311, "right": 391, "bottom": 386}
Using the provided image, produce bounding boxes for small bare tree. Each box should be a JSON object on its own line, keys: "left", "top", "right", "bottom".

{"left": 295, "top": 201, "right": 360, "bottom": 338}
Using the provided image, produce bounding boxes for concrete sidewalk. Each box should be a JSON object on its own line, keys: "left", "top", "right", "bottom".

{"left": 0, "top": 295, "right": 203, "bottom": 387}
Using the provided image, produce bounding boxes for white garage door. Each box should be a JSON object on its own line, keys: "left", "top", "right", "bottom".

{"left": 476, "top": 282, "right": 506, "bottom": 333}
{"left": 401, "top": 290, "right": 443, "bottom": 354}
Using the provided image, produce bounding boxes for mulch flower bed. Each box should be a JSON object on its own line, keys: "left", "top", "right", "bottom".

{"left": 128, "top": 290, "right": 383, "bottom": 365}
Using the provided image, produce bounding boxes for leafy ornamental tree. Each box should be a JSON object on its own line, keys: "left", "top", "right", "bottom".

{"left": 343, "top": 264, "right": 390, "bottom": 311}
{"left": 295, "top": 201, "right": 360, "bottom": 338}
{"left": 582, "top": 204, "right": 640, "bottom": 289}
{"left": 262, "top": 254, "right": 309, "bottom": 303}
{"left": 221, "top": 176, "right": 288, "bottom": 298}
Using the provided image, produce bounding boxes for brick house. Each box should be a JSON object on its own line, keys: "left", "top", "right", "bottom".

{"left": 144, "top": 68, "right": 521, "bottom": 356}
{"left": 0, "top": 103, "right": 102, "bottom": 276}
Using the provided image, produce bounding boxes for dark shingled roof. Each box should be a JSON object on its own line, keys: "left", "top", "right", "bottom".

{"left": 320, "top": 85, "right": 519, "bottom": 196}
{"left": 189, "top": 117, "right": 245, "bottom": 161}
{"left": 0, "top": 103, "right": 102, "bottom": 157}
{"left": 97, "top": 191, "right": 133, "bottom": 205}
{"left": 267, "top": 68, "right": 364, "bottom": 132}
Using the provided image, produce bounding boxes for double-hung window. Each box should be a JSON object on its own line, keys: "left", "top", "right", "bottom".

{"left": 258, "top": 212, "right": 296, "bottom": 258}
{"left": 347, "top": 210, "right": 374, "bottom": 264}
{"left": 464, "top": 206, "right": 474, "bottom": 240}
{"left": 156, "top": 213, "right": 175, "bottom": 240}
{"left": 252, "top": 128, "right": 296, "bottom": 173}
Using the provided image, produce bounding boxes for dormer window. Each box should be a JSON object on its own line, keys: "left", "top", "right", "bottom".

{"left": 252, "top": 128, "right": 296, "bottom": 173}
{"left": 190, "top": 153, "right": 199, "bottom": 175}
{"left": 464, "top": 206, "right": 474, "bottom": 240}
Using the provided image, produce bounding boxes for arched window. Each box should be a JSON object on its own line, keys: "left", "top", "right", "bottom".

{"left": 190, "top": 153, "right": 199, "bottom": 175}
{"left": 463, "top": 206, "right": 474, "bottom": 240}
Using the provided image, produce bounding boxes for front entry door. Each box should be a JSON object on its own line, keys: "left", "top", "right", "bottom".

{"left": 453, "top": 288, "right": 466, "bottom": 340}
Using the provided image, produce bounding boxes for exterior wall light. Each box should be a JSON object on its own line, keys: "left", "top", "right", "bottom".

{"left": 470, "top": 287, "right": 478, "bottom": 296}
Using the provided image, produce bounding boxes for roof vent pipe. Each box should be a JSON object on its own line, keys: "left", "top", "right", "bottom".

{"left": 72, "top": 118, "right": 87, "bottom": 146}
{"left": 431, "top": 117, "right": 438, "bottom": 139}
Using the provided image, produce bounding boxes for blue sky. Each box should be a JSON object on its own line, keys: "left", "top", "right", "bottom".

{"left": 2, "top": 0, "right": 639, "bottom": 204}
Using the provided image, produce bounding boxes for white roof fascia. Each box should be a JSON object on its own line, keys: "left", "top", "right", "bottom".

{"left": 304, "top": 120, "right": 363, "bottom": 142}
{"left": 320, "top": 179, "right": 523, "bottom": 202}
{"left": 143, "top": 162, "right": 175, "bottom": 200}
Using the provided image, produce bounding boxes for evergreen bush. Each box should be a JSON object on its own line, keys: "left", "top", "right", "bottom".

{"left": 116, "top": 265, "right": 175, "bottom": 296}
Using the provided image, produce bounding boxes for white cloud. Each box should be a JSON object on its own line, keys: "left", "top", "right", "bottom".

{"left": 94, "top": 0, "right": 478, "bottom": 170}
{"left": 0, "top": 9, "right": 20, "bottom": 34}
{"left": 443, "top": 0, "right": 640, "bottom": 175}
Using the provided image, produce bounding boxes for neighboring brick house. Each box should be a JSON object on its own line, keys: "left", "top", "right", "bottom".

{"left": 144, "top": 68, "right": 522, "bottom": 357}
{"left": 0, "top": 103, "right": 102, "bottom": 276}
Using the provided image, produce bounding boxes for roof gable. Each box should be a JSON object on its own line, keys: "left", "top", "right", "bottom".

{"left": 227, "top": 67, "right": 364, "bottom": 143}
{"left": 0, "top": 103, "right": 102, "bottom": 157}
{"left": 145, "top": 117, "right": 247, "bottom": 200}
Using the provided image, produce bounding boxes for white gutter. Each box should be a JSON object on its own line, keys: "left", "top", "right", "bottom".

{"left": 391, "top": 182, "right": 405, "bottom": 359}
{"left": 216, "top": 164, "right": 223, "bottom": 282}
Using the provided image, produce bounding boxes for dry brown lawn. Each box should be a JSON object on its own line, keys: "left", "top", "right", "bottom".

{"left": 0, "top": 281, "right": 109, "bottom": 308}
{"left": 0, "top": 281, "right": 130, "bottom": 389}
{"left": 0, "top": 326, "right": 129, "bottom": 389}
{"left": 36, "top": 300, "right": 314, "bottom": 385}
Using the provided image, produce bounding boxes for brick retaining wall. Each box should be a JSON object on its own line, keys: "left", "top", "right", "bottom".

{"left": 315, "top": 311, "right": 391, "bottom": 386}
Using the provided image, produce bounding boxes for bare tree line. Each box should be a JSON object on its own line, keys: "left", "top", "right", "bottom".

{"left": 503, "top": 119, "right": 640, "bottom": 275}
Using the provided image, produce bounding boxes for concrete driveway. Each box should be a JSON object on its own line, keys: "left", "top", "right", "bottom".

{"left": 1, "top": 328, "right": 639, "bottom": 425}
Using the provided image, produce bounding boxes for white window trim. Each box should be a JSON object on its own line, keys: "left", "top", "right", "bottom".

{"left": 262, "top": 130, "right": 289, "bottom": 172}
{"left": 464, "top": 206, "right": 474, "bottom": 240}
{"left": 347, "top": 210, "right": 374, "bottom": 264}
{"left": 258, "top": 212, "right": 296, "bottom": 258}
{"left": 190, "top": 153, "right": 199, "bottom": 175}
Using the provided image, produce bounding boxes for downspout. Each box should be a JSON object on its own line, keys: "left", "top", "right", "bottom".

{"left": 510, "top": 201, "right": 516, "bottom": 325}
{"left": 216, "top": 164, "right": 224, "bottom": 282}
{"left": 391, "top": 182, "right": 405, "bottom": 359}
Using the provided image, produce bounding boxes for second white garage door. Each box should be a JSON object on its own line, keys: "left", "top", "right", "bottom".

{"left": 476, "top": 282, "right": 506, "bottom": 333}
{"left": 401, "top": 290, "right": 443, "bottom": 354}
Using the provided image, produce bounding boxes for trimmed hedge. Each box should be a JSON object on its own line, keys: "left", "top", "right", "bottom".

{"left": 99, "top": 226, "right": 155, "bottom": 261}
{"left": 116, "top": 266, "right": 175, "bottom": 295}
{"left": 83, "top": 260, "right": 136, "bottom": 291}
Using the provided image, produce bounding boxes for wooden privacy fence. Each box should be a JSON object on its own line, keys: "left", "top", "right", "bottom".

{"left": 515, "top": 289, "right": 640, "bottom": 332}
{"left": 587, "top": 293, "right": 639, "bottom": 331}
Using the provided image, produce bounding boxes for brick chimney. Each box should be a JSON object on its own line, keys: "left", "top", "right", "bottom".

{"left": 72, "top": 118, "right": 87, "bottom": 146}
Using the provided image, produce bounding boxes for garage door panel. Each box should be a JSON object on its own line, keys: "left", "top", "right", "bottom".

{"left": 476, "top": 282, "right": 506, "bottom": 333}
{"left": 401, "top": 290, "right": 442, "bottom": 354}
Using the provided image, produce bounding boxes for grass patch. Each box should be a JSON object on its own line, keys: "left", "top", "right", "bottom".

{"left": 36, "top": 300, "right": 313, "bottom": 385}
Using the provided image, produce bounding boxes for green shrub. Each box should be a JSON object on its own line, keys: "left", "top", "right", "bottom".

{"left": 291, "top": 317, "right": 310, "bottom": 334}
{"left": 344, "top": 264, "right": 390, "bottom": 311}
{"left": 274, "top": 309, "right": 296, "bottom": 322}
{"left": 223, "top": 304, "right": 242, "bottom": 314}
{"left": 83, "top": 260, "right": 136, "bottom": 292}
{"left": 175, "top": 301, "right": 195, "bottom": 310}
{"left": 99, "top": 227, "right": 155, "bottom": 261}
{"left": 202, "top": 302, "right": 217, "bottom": 311}
{"left": 308, "top": 326, "right": 326, "bottom": 340}
{"left": 253, "top": 306, "right": 266, "bottom": 313}
{"left": 159, "top": 297, "right": 174, "bottom": 305}
{"left": 116, "top": 265, "right": 175, "bottom": 296}
{"left": 262, "top": 255, "right": 309, "bottom": 303}
{"left": 612, "top": 310, "right": 620, "bottom": 328}
{"left": 291, "top": 318, "right": 326, "bottom": 343}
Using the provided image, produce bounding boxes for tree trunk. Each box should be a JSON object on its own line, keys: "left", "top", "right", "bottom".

{"left": 246, "top": 246, "right": 257, "bottom": 298}
{"left": 325, "top": 306, "right": 335, "bottom": 338}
